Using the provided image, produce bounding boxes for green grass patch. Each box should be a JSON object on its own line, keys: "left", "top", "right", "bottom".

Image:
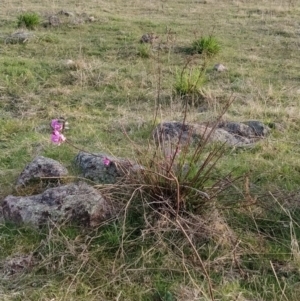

{"left": 17, "top": 12, "right": 40, "bottom": 30}
{"left": 191, "top": 36, "right": 221, "bottom": 57}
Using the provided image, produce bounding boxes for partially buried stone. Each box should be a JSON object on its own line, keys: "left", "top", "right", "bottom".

{"left": 152, "top": 121, "right": 250, "bottom": 147}
{"left": 140, "top": 33, "right": 158, "bottom": 44}
{"left": 48, "top": 15, "right": 61, "bottom": 26}
{"left": 16, "top": 156, "right": 68, "bottom": 187}
{"left": 218, "top": 121, "right": 269, "bottom": 137}
{"left": 58, "top": 10, "right": 75, "bottom": 17}
{"left": 75, "top": 152, "right": 120, "bottom": 184}
{"left": 153, "top": 120, "right": 270, "bottom": 149}
{"left": 5, "top": 31, "right": 34, "bottom": 44}
{"left": 75, "top": 151, "right": 142, "bottom": 184}
{"left": 214, "top": 63, "right": 227, "bottom": 72}
{"left": 2, "top": 182, "right": 112, "bottom": 228}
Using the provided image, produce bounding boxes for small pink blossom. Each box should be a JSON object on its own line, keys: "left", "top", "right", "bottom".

{"left": 50, "top": 119, "right": 66, "bottom": 145}
{"left": 51, "top": 131, "right": 66, "bottom": 145}
{"left": 51, "top": 119, "right": 64, "bottom": 132}
{"left": 103, "top": 157, "right": 111, "bottom": 166}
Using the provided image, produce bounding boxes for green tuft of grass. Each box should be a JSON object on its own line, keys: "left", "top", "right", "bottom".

{"left": 174, "top": 67, "right": 206, "bottom": 96}
{"left": 192, "top": 36, "right": 221, "bottom": 57}
{"left": 17, "top": 12, "right": 40, "bottom": 30}
{"left": 137, "top": 44, "right": 151, "bottom": 58}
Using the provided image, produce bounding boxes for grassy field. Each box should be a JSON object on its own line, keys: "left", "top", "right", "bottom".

{"left": 1, "top": 0, "right": 300, "bottom": 300}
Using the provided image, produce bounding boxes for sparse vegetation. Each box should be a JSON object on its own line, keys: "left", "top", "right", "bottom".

{"left": 174, "top": 66, "right": 206, "bottom": 96}
{"left": 192, "top": 36, "right": 221, "bottom": 57}
{"left": 1, "top": 0, "right": 300, "bottom": 300}
{"left": 137, "top": 43, "right": 151, "bottom": 58}
{"left": 128, "top": 102, "right": 233, "bottom": 215}
{"left": 17, "top": 12, "right": 40, "bottom": 29}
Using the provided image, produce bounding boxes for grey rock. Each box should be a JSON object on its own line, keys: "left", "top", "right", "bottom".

{"left": 2, "top": 182, "right": 112, "bottom": 227}
{"left": 75, "top": 152, "right": 141, "bottom": 184}
{"left": 153, "top": 120, "right": 269, "bottom": 148}
{"left": 210, "top": 127, "right": 252, "bottom": 146}
{"left": 5, "top": 31, "right": 34, "bottom": 44}
{"left": 214, "top": 63, "right": 227, "bottom": 72}
{"left": 16, "top": 156, "right": 68, "bottom": 187}
{"left": 47, "top": 15, "right": 61, "bottom": 27}
{"left": 140, "top": 33, "right": 158, "bottom": 44}
{"left": 59, "top": 59, "right": 76, "bottom": 69}
{"left": 244, "top": 120, "right": 270, "bottom": 136}
{"left": 75, "top": 152, "right": 120, "bottom": 184}
{"left": 1, "top": 253, "right": 35, "bottom": 277}
{"left": 88, "top": 16, "right": 95, "bottom": 22}
{"left": 218, "top": 121, "right": 270, "bottom": 138}
{"left": 58, "top": 10, "right": 75, "bottom": 17}
{"left": 71, "top": 17, "right": 84, "bottom": 25}
{"left": 153, "top": 121, "right": 243, "bottom": 146}
{"left": 153, "top": 122, "right": 201, "bottom": 146}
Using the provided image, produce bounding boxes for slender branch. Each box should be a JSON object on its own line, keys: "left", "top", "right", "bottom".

{"left": 181, "top": 185, "right": 210, "bottom": 199}
{"left": 169, "top": 171, "right": 181, "bottom": 218}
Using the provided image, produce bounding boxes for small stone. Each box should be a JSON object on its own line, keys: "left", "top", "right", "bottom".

{"left": 48, "top": 15, "right": 61, "bottom": 27}
{"left": 60, "top": 59, "right": 76, "bottom": 68}
{"left": 140, "top": 33, "right": 158, "bottom": 44}
{"left": 243, "top": 120, "right": 270, "bottom": 136}
{"left": 16, "top": 156, "right": 68, "bottom": 187}
{"left": 214, "top": 63, "right": 227, "bottom": 72}
{"left": 71, "top": 17, "right": 84, "bottom": 25}
{"left": 58, "top": 10, "right": 74, "bottom": 17}
{"left": 2, "top": 254, "right": 35, "bottom": 276}
{"left": 75, "top": 152, "right": 141, "bottom": 184}
{"left": 218, "top": 121, "right": 270, "bottom": 137}
{"left": 5, "top": 31, "right": 34, "bottom": 44}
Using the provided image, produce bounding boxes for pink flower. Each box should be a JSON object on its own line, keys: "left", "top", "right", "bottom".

{"left": 51, "top": 119, "right": 64, "bottom": 132}
{"left": 51, "top": 130, "right": 66, "bottom": 145}
{"left": 50, "top": 119, "right": 66, "bottom": 145}
{"left": 103, "top": 157, "right": 111, "bottom": 166}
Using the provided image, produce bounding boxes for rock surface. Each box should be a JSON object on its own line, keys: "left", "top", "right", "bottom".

{"left": 214, "top": 63, "right": 227, "bottom": 72}
{"left": 153, "top": 120, "right": 270, "bottom": 148}
{"left": 75, "top": 152, "right": 141, "bottom": 184}
{"left": 140, "top": 33, "right": 158, "bottom": 44}
{"left": 58, "top": 10, "right": 75, "bottom": 17}
{"left": 2, "top": 182, "right": 112, "bottom": 228}
{"left": 1, "top": 253, "right": 35, "bottom": 277}
{"left": 47, "top": 15, "right": 61, "bottom": 27}
{"left": 75, "top": 152, "right": 121, "bottom": 184}
{"left": 218, "top": 120, "right": 269, "bottom": 138}
{"left": 5, "top": 31, "right": 34, "bottom": 44}
{"left": 16, "top": 156, "right": 68, "bottom": 187}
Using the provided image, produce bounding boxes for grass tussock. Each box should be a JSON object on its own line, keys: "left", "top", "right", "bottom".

{"left": 191, "top": 36, "right": 221, "bottom": 57}
{"left": 17, "top": 12, "right": 41, "bottom": 29}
